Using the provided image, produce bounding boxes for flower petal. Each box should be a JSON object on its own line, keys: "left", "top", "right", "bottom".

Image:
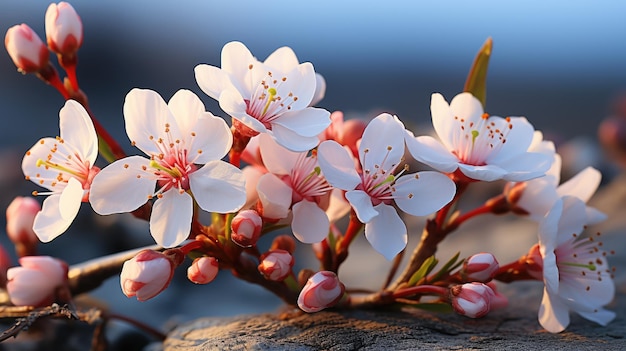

{"left": 194, "top": 63, "right": 238, "bottom": 100}
{"left": 89, "top": 156, "right": 156, "bottom": 215}
{"left": 189, "top": 161, "right": 246, "bottom": 213}
{"left": 221, "top": 41, "right": 257, "bottom": 94}
{"left": 256, "top": 173, "right": 292, "bottom": 219}
{"left": 457, "top": 163, "right": 508, "bottom": 182}
{"left": 291, "top": 200, "right": 329, "bottom": 243}
{"left": 485, "top": 117, "right": 535, "bottom": 164}
{"left": 188, "top": 112, "right": 233, "bottom": 164}
{"left": 538, "top": 287, "right": 570, "bottom": 333}
{"left": 263, "top": 45, "right": 299, "bottom": 71}
{"left": 556, "top": 167, "right": 601, "bottom": 202}
{"left": 123, "top": 88, "right": 178, "bottom": 156}
{"left": 364, "top": 203, "right": 407, "bottom": 260}
{"left": 270, "top": 124, "right": 320, "bottom": 152}
{"left": 32, "top": 194, "right": 74, "bottom": 242}
{"left": 272, "top": 107, "right": 331, "bottom": 138}
{"left": 167, "top": 89, "right": 206, "bottom": 136}
{"left": 494, "top": 152, "right": 553, "bottom": 182}
{"left": 318, "top": 141, "right": 361, "bottom": 190}
{"left": 358, "top": 113, "right": 404, "bottom": 171}
{"left": 150, "top": 190, "right": 192, "bottom": 247}
{"left": 404, "top": 134, "right": 459, "bottom": 173}
{"left": 58, "top": 177, "right": 83, "bottom": 220}
{"left": 259, "top": 133, "right": 300, "bottom": 174}
{"left": 59, "top": 100, "right": 98, "bottom": 164}
{"left": 345, "top": 190, "right": 377, "bottom": 223}
{"left": 394, "top": 171, "right": 455, "bottom": 216}
{"left": 310, "top": 73, "right": 326, "bottom": 106}
{"left": 576, "top": 308, "right": 616, "bottom": 327}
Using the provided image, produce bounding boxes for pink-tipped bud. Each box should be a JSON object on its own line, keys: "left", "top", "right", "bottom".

{"left": 297, "top": 271, "right": 345, "bottom": 313}
{"left": 6, "top": 196, "right": 40, "bottom": 257}
{"left": 258, "top": 249, "right": 294, "bottom": 281}
{"left": 450, "top": 282, "right": 494, "bottom": 318}
{"left": 231, "top": 210, "right": 263, "bottom": 247}
{"left": 120, "top": 250, "right": 175, "bottom": 301}
{"left": 45, "top": 2, "right": 83, "bottom": 56}
{"left": 461, "top": 252, "right": 499, "bottom": 283}
{"left": 6, "top": 256, "right": 68, "bottom": 307}
{"left": 5, "top": 24, "right": 49, "bottom": 73}
{"left": 187, "top": 257, "right": 219, "bottom": 284}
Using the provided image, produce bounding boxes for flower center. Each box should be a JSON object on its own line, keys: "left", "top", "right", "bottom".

{"left": 27, "top": 136, "right": 95, "bottom": 197}
{"left": 245, "top": 66, "right": 299, "bottom": 129}
{"left": 556, "top": 233, "right": 615, "bottom": 292}
{"left": 359, "top": 146, "right": 413, "bottom": 206}
{"left": 129, "top": 123, "right": 201, "bottom": 199}
{"left": 451, "top": 113, "right": 513, "bottom": 165}
{"left": 283, "top": 152, "right": 332, "bottom": 203}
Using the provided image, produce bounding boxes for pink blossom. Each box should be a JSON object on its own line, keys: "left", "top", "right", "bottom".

{"left": 450, "top": 282, "right": 494, "bottom": 318}
{"left": 6, "top": 196, "right": 40, "bottom": 255}
{"left": 45, "top": 2, "right": 82, "bottom": 56}
{"left": 298, "top": 271, "right": 345, "bottom": 313}
{"left": 5, "top": 24, "right": 49, "bottom": 73}
{"left": 187, "top": 257, "right": 219, "bottom": 284}
{"left": 7, "top": 256, "right": 68, "bottom": 307}
{"left": 258, "top": 250, "right": 294, "bottom": 281}
{"left": 120, "top": 250, "right": 175, "bottom": 301}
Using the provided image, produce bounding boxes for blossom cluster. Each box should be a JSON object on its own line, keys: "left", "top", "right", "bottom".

{"left": 2, "top": 1, "right": 617, "bottom": 339}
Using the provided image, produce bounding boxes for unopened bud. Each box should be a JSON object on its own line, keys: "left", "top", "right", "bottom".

{"left": 258, "top": 249, "right": 294, "bottom": 281}
{"left": 450, "top": 282, "right": 494, "bottom": 318}
{"left": 45, "top": 2, "right": 83, "bottom": 57}
{"left": 187, "top": 257, "right": 219, "bottom": 284}
{"left": 297, "top": 271, "right": 345, "bottom": 313}
{"left": 486, "top": 282, "right": 508, "bottom": 310}
{"left": 120, "top": 250, "right": 176, "bottom": 301}
{"left": 5, "top": 24, "right": 49, "bottom": 73}
{"left": 6, "top": 196, "right": 40, "bottom": 257}
{"left": 7, "top": 256, "right": 68, "bottom": 307}
{"left": 231, "top": 210, "right": 262, "bottom": 247}
{"left": 461, "top": 252, "right": 499, "bottom": 283}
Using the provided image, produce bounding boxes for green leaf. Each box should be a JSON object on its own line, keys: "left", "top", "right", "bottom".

{"left": 463, "top": 37, "right": 492, "bottom": 109}
{"left": 408, "top": 255, "right": 438, "bottom": 286}
{"left": 430, "top": 251, "right": 462, "bottom": 282}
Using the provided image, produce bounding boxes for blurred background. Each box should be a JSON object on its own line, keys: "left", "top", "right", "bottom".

{"left": 1, "top": 0, "right": 626, "bottom": 347}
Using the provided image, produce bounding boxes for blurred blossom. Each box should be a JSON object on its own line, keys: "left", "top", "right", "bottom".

{"left": 537, "top": 196, "right": 615, "bottom": 333}
{"left": 297, "top": 271, "right": 345, "bottom": 313}
{"left": 4, "top": 23, "right": 49, "bottom": 73}
{"left": 120, "top": 250, "right": 175, "bottom": 301}
{"left": 7, "top": 256, "right": 68, "bottom": 307}
{"left": 6, "top": 196, "right": 40, "bottom": 257}
{"left": 187, "top": 257, "right": 219, "bottom": 284}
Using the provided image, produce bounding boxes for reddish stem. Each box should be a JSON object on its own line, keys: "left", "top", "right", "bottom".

{"left": 37, "top": 63, "right": 69, "bottom": 99}
{"left": 392, "top": 284, "right": 449, "bottom": 299}
{"left": 332, "top": 212, "right": 363, "bottom": 272}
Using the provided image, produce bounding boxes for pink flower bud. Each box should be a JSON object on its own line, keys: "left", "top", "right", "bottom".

{"left": 523, "top": 243, "right": 544, "bottom": 280}
{"left": 120, "top": 250, "right": 175, "bottom": 301}
{"left": 231, "top": 210, "right": 262, "bottom": 247}
{"left": 4, "top": 24, "right": 49, "bottom": 73}
{"left": 6, "top": 196, "right": 40, "bottom": 256}
{"left": 258, "top": 249, "right": 294, "bottom": 281}
{"left": 6, "top": 256, "right": 68, "bottom": 307}
{"left": 450, "top": 282, "right": 494, "bottom": 318}
{"left": 461, "top": 252, "right": 499, "bottom": 283}
{"left": 187, "top": 257, "right": 219, "bottom": 284}
{"left": 45, "top": 2, "right": 83, "bottom": 56}
{"left": 297, "top": 271, "right": 345, "bottom": 313}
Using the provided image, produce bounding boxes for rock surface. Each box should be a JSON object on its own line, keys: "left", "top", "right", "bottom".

{"left": 164, "top": 283, "right": 626, "bottom": 351}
